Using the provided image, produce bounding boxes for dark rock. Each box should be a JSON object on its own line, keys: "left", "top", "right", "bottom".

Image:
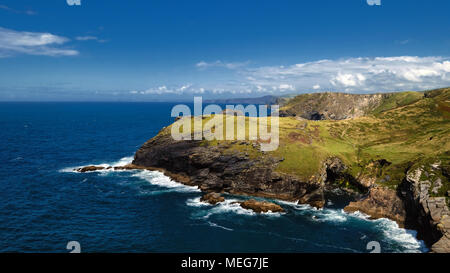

{"left": 239, "top": 199, "right": 284, "bottom": 213}
{"left": 76, "top": 166, "right": 106, "bottom": 172}
{"left": 399, "top": 165, "right": 450, "bottom": 252}
{"left": 132, "top": 134, "right": 326, "bottom": 207}
{"left": 200, "top": 192, "right": 225, "bottom": 205}
{"left": 431, "top": 215, "right": 450, "bottom": 253}
{"left": 344, "top": 186, "right": 406, "bottom": 226}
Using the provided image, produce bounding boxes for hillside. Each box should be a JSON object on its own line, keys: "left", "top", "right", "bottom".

{"left": 80, "top": 87, "right": 450, "bottom": 252}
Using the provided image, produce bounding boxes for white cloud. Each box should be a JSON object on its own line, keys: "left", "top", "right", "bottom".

{"left": 131, "top": 84, "right": 207, "bottom": 95}
{"left": 196, "top": 60, "right": 249, "bottom": 70}
{"left": 0, "top": 27, "right": 78, "bottom": 57}
{"left": 278, "top": 84, "right": 295, "bottom": 91}
{"left": 131, "top": 56, "right": 450, "bottom": 98}
{"left": 331, "top": 73, "right": 366, "bottom": 87}
{"left": 245, "top": 56, "right": 450, "bottom": 93}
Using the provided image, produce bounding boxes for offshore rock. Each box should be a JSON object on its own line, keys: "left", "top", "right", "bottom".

{"left": 200, "top": 192, "right": 225, "bottom": 205}
{"left": 76, "top": 166, "right": 107, "bottom": 172}
{"left": 239, "top": 199, "right": 285, "bottom": 213}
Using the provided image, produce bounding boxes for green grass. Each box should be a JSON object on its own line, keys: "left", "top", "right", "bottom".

{"left": 161, "top": 88, "right": 450, "bottom": 192}
{"left": 371, "top": 91, "right": 423, "bottom": 115}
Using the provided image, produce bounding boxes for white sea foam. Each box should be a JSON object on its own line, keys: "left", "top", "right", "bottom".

{"left": 202, "top": 199, "right": 255, "bottom": 218}
{"left": 132, "top": 170, "right": 200, "bottom": 193}
{"left": 59, "top": 155, "right": 134, "bottom": 173}
{"left": 207, "top": 221, "right": 234, "bottom": 231}
{"left": 63, "top": 155, "right": 428, "bottom": 253}
{"left": 313, "top": 209, "right": 347, "bottom": 222}
{"left": 347, "top": 210, "right": 371, "bottom": 220}
{"left": 344, "top": 209, "right": 428, "bottom": 253}
{"left": 277, "top": 201, "right": 427, "bottom": 252}
{"left": 276, "top": 200, "right": 299, "bottom": 206}
{"left": 111, "top": 156, "right": 134, "bottom": 167}
{"left": 375, "top": 218, "right": 428, "bottom": 253}
{"left": 186, "top": 197, "right": 212, "bottom": 207}
{"left": 191, "top": 198, "right": 285, "bottom": 219}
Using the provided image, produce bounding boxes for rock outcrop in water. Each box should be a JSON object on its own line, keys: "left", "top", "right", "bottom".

{"left": 200, "top": 192, "right": 225, "bottom": 205}
{"left": 238, "top": 199, "right": 285, "bottom": 213}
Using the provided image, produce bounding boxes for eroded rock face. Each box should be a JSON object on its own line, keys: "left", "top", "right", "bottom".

{"left": 279, "top": 92, "right": 391, "bottom": 120}
{"left": 432, "top": 215, "right": 450, "bottom": 253}
{"left": 399, "top": 164, "right": 449, "bottom": 252}
{"left": 239, "top": 199, "right": 284, "bottom": 213}
{"left": 344, "top": 186, "right": 406, "bottom": 226}
{"left": 200, "top": 192, "right": 225, "bottom": 205}
{"left": 132, "top": 136, "right": 326, "bottom": 207}
{"left": 130, "top": 128, "right": 449, "bottom": 252}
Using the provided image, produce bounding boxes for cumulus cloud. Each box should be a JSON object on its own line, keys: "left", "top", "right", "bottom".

{"left": 245, "top": 56, "right": 450, "bottom": 93}
{"left": 130, "top": 84, "right": 206, "bottom": 95}
{"left": 131, "top": 56, "right": 450, "bottom": 98}
{"left": 0, "top": 27, "right": 78, "bottom": 57}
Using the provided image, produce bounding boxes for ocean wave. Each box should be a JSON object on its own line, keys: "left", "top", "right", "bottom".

{"left": 207, "top": 221, "right": 234, "bottom": 231}
{"left": 111, "top": 156, "right": 134, "bottom": 167}
{"left": 132, "top": 170, "right": 200, "bottom": 193}
{"left": 189, "top": 198, "right": 285, "bottom": 219}
{"left": 59, "top": 155, "right": 134, "bottom": 173}
{"left": 312, "top": 209, "right": 348, "bottom": 223}
{"left": 186, "top": 197, "right": 212, "bottom": 207}
{"left": 275, "top": 201, "right": 427, "bottom": 252}
{"left": 375, "top": 218, "right": 428, "bottom": 253}
{"left": 345, "top": 209, "right": 428, "bottom": 253}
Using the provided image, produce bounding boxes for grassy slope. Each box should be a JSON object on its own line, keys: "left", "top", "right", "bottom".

{"left": 273, "top": 89, "right": 449, "bottom": 184}
{"left": 163, "top": 88, "right": 450, "bottom": 192}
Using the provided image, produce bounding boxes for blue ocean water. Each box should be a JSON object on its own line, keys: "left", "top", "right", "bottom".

{"left": 0, "top": 102, "right": 428, "bottom": 253}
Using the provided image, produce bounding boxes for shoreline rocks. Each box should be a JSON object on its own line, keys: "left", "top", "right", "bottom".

{"left": 200, "top": 192, "right": 225, "bottom": 205}
{"left": 238, "top": 199, "right": 285, "bottom": 213}
{"left": 76, "top": 166, "right": 108, "bottom": 172}
{"left": 131, "top": 136, "right": 327, "bottom": 208}
{"left": 343, "top": 186, "right": 406, "bottom": 227}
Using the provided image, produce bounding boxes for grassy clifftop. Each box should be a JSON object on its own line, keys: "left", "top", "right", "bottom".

{"left": 273, "top": 88, "right": 449, "bottom": 189}
{"left": 160, "top": 88, "right": 450, "bottom": 194}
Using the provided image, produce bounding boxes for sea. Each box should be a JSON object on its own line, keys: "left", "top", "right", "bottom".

{"left": 0, "top": 102, "right": 428, "bottom": 253}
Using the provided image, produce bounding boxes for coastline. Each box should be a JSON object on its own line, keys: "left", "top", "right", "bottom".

{"left": 70, "top": 159, "right": 428, "bottom": 253}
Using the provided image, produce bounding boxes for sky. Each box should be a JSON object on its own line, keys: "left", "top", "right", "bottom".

{"left": 0, "top": 0, "right": 449, "bottom": 101}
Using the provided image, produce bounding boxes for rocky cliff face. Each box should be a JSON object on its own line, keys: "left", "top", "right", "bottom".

{"left": 344, "top": 186, "right": 407, "bottom": 226}
{"left": 398, "top": 164, "right": 450, "bottom": 252}
{"left": 279, "top": 92, "right": 391, "bottom": 120}
{"left": 133, "top": 135, "right": 329, "bottom": 207}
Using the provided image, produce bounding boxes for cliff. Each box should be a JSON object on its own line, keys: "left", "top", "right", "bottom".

{"left": 82, "top": 87, "right": 450, "bottom": 252}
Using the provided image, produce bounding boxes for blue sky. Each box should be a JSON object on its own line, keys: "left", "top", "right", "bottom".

{"left": 0, "top": 0, "right": 450, "bottom": 101}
